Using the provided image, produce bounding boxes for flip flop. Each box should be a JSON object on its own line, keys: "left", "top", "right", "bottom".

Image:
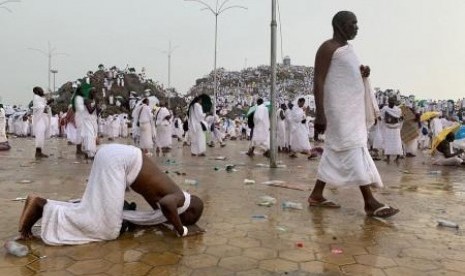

{"left": 367, "top": 205, "right": 399, "bottom": 218}
{"left": 308, "top": 199, "right": 341, "bottom": 208}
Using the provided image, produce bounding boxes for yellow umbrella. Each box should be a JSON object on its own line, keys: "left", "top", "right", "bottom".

{"left": 431, "top": 123, "right": 461, "bottom": 152}
{"left": 420, "top": 111, "right": 440, "bottom": 122}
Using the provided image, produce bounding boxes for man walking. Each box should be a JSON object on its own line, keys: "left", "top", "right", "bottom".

{"left": 32, "top": 87, "right": 52, "bottom": 158}
{"left": 308, "top": 11, "right": 399, "bottom": 218}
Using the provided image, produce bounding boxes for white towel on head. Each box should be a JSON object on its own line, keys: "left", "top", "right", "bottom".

{"left": 122, "top": 191, "right": 191, "bottom": 225}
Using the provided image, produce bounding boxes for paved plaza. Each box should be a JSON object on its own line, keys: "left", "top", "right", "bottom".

{"left": 1, "top": 137, "right": 465, "bottom": 275}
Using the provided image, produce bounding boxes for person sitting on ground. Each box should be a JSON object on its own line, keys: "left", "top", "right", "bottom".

{"left": 433, "top": 132, "right": 464, "bottom": 166}
{"left": 18, "top": 143, "right": 204, "bottom": 245}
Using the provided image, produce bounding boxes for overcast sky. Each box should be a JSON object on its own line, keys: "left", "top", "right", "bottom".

{"left": 1, "top": 0, "right": 464, "bottom": 105}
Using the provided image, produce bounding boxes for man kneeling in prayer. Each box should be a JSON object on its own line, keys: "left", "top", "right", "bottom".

{"left": 433, "top": 132, "right": 464, "bottom": 166}
{"left": 18, "top": 144, "right": 204, "bottom": 245}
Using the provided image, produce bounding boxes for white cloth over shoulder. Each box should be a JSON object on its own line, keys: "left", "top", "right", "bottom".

{"left": 289, "top": 107, "right": 311, "bottom": 152}
{"left": 380, "top": 106, "right": 403, "bottom": 155}
{"left": 155, "top": 107, "right": 172, "bottom": 148}
{"left": 0, "top": 108, "right": 7, "bottom": 143}
{"left": 32, "top": 94, "right": 51, "bottom": 148}
{"left": 317, "top": 44, "right": 382, "bottom": 187}
{"left": 40, "top": 144, "right": 143, "bottom": 246}
{"left": 276, "top": 108, "right": 286, "bottom": 148}
{"left": 139, "top": 105, "right": 155, "bottom": 150}
{"left": 188, "top": 103, "right": 206, "bottom": 155}
{"left": 74, "top": 95, "right": 85, "bottom": 144}
{"left": 323, "top": 45, "right": 367, "bottom": 151}
{"left": 252, "top": 103, "right": 270, "bottom": 150}
{"left": 123, "top": 191, "right": 191, "bottom": 225}
{"left": 364, "top": 78, "right": 380, "bottom": 129}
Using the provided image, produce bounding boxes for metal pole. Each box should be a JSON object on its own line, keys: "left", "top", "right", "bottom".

{"left": 168, "top": 41, "right": 172, "bottom": 89}
{"left": 53, "top": 72, "right": 56, "bottom": 93}
{"left": 48, "top": 53, "right": 52, "bottom": 93}
{"left": 213, "top": 13, "right": 218, "bottom": 114}
{"left": 28, "top": 43, "right": 68, "bottom": 94}
{"left": 269, "top": 0, "right": 278, "bottom": 168}
{"left": 185, "top": 0, "right": 247, "bottom": 113}
{"left": 167, "top": 41, "right": 172, "bottom": 109}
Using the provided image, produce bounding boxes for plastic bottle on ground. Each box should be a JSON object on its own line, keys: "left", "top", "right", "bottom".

{"left": 437, "top": 219, "right": 459, "bottom": 228}
{"left": 282, "top": 201, "right": 303, "bottom": 210}
{"left": 184, "top": 179, "right": 198, "bottom": 185}
{"left": 4, "top": 241, "right": 28, "bottom": 257}
{"left": 258, "top": 196, "right": 277, "bottom": 206}
{"left": 244, "top": 179, "right": 256, "bottom": 185}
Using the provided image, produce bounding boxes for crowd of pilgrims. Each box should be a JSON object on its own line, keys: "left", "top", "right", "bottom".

{"left": 1, "top": 83, "right": 464, "bottom": 165}
{"left": 0, "top": 87, "right": 319, "bottom": 158}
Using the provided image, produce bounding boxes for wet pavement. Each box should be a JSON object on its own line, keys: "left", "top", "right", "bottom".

{"left": 1, "top": 137, "right": 465, "bottom": 275}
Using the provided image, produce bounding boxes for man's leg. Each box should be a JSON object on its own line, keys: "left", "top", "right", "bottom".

{"left": 308, "top": 180, "right": 341, "bottom": 208}
{"left": 18, "top": 195, "right": 47, "bottom": 239}
{"left": 308, "top": 179, "right": 327, "bottom": 203}
{"left": 76, "top": 144, "right": 84, "bottom": 155}
{"left": 360, "top": 185, "right": 399, "bottom": 218}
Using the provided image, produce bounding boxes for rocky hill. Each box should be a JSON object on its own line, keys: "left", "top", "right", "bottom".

{"left": 188, "top": 63, "right": 314, "bottom": 100}
{"left": 50, "top": 62, "right": 314, "bottom": 117}
{"left": 50, "top": 65, "right": 184, "bottom": 116}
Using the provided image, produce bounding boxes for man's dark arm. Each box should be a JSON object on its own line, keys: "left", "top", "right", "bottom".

{"left": 158, "top": 194, "right": 185, "bottom": 236}
{"left": 313, "top": 42, "right": 337, "bottom": 133}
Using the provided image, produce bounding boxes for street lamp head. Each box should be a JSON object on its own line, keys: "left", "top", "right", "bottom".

{"left": 50, "top": 69, "right": 58, "bottom": 74}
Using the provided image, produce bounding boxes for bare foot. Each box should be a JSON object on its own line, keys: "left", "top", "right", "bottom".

{"left": 18, "top": 196, "right": 46, "bottom": 240}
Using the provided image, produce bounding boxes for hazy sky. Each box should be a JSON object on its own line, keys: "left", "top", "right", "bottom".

{"left": 1, "top": 0, "right": 465, "bottom": 105}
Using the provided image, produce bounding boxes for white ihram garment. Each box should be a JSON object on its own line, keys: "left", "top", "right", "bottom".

{"left": 431, "top": 117, "right": 443, "bottom": 139}
{"left": 123, "top": 191, "right": 191, "bottom": 226}
{"left": 81, "top": 105, "right": 98, "bottom": 158}
{"left": 138, "top": 105, "right": 155, "bottom": 150}
{"left": 317, "top": 44, "right": 382, "bottom": 187}
{"left": 289, "top": 107, "right": 311, "bottom": 152}
{"left": 41, "top": 144, "right": 142, "bottom": 245}
{"left": 173, "top": 118, "right": 184, "bottom": 139}
{"left": 188, "top": 103, "right": 206, "bottom": 155}
{"left": 74, "top": 96, "right": 85, "bottom": 145}
{"left": 0, "top": 108, "right": 7, "bottom": 143}
{"left": 252, "top": 104, "right": 270, "bottom": 151}
{"left": 32, "top": 95, "right": 51, "bottom": 149}
{"left": 50, "top": 116, "right": 59, "bottom": 137}
{"left": 277, "top": 108, "right": 286, "bottom": 148}
{"left": 155, "top": 107, "right": 172, "bottom": 148}
{"left": 380, "top": 106, "right": 403, "bottom": 156}
{"left": 284, "top": 109, "right": 292, "bottom": 147}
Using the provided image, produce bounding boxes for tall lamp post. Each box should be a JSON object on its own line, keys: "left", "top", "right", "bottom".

{"left": 185, "top": 0, "right": 247, "bottom": 113}
{"left": 269, "top": 0, "right": 278, "bottom": 167}
{"left": 50, "top": 69, "right": 58, "bottom": 94}
{"left": 28, "top": 42, "right": 68, "bottom": 93}
{"left": 0, "top": 0, "right": 20, "bottom": 13}
{"left": 162, "top": 40, "right": 179, "bottom": 109}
